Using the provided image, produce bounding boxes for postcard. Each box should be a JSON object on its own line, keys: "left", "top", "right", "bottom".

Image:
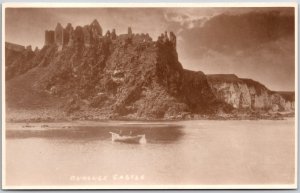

{"left": 2, "top": 3, "right": 297, "bottom": 189}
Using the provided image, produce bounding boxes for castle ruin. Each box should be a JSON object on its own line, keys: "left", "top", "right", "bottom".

{"left": 44, "top": 19, "right": 103, "bottom": 48}
{"left": 44, "top": 19, "right": 176, "bottom": 50}
{"left": 157, "top": 31, "right": 176, "bottom": 48}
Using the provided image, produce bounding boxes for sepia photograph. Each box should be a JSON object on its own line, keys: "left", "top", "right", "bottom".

{"left": 2, "top": 3, "right": 297, "bottom": 189}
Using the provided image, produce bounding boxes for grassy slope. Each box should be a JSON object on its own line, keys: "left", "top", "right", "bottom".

{"left": 6, "top": 66, "right": 63, "bottom": 110}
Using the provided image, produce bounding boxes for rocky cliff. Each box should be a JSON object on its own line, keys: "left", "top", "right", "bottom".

{"left": 5, "top": 20, "right": 295, "bottom": 121}
{"left": 207, "top": 74, "right": 295, "bottom": 112}
{"left": 6, "top": 20, "right": 230, "bottom": 120}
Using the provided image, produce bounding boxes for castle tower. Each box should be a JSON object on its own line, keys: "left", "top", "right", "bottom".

{"left": 55, "top": 23, "right": 64, "bottom": 47}
{"left": 44, "top": 30, "right": 55, "bottom": 46}
{"left": 105, "top": 30, "right": 111, "bottom": 37}
{"left": 26, "top": 45, "right": 32, "bottom": 52}
{"left": 90, "top": 19, "right": 102, "bottom": 38}
{"left": 164, "top": 31, "right": 169, "bottom": 41}
{"left": 83, "top": 25, "right": 91, "bottom": 47}
{"left": 65, "top": 23, "right": 73, "bottom": 32}
{"left": 74, "top": 26, "right": 84, "bottom": 45}
{"left": 169, "top": 32, "right": 176, "bottom": 48}
{"left": 68, "top": 29, "right": 75, "bottom": 47}
{"left": 128, "top": 27, "right": 132, "bottom": 36}
{"left": 63, "top": 23, "right": 73, "bottom": 46}
{"left": 34, "top": 46, "right": 39, "bottom": 53}
{"left": 111, "top": 29, "right": 117, "bottom": 40}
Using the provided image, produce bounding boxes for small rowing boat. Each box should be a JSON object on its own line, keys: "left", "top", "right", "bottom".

{"left": 109, "top": 132, "right": 146, "bottom": 144}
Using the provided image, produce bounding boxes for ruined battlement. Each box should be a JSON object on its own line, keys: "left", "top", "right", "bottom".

{"left": 157, "top": 31, "right": 176, "bottom": 48}
{"left": 43, "top": 19, "right": 177, "bottom": 51}
{"left": 44, "top": 19, "right": 103, "bottom": 48}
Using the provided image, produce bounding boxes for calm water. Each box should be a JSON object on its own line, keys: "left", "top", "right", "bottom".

{"left": 5, "top": 119, "right": 295, "bottom": 187}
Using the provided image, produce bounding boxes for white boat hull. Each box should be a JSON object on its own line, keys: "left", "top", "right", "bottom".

{"left": 109, "top": 132, "right": 146, "bottom": 144}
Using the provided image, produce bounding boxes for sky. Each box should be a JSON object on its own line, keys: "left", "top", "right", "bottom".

{"left": 5, "top": 7, "right": 295, "bottom": 91}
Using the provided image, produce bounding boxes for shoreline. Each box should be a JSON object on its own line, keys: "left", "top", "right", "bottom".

{"left": 5, "top": 106, "right": 295, "bottom": 123}
{"left": 5, "top": 111, "right": 295, "bottom": 123}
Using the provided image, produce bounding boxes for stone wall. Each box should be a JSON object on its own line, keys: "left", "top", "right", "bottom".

{"left": 44, "top": 31, "right": 55, "bottom": 46}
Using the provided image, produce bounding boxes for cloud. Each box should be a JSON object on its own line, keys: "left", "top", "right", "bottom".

{"left": 176, "top": 9, "right": 295, "bottom": 91}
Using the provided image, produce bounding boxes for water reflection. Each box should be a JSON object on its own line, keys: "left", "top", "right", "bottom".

{"left": 6, "top": 123, "right": 184, "bottom": 144}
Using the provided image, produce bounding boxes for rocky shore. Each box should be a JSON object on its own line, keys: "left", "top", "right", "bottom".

{"left": 6, "top": 108, "right": 294, "bottom": 123}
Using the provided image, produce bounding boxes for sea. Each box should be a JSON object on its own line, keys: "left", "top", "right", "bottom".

{"left": 5, "top": 118, "right": 295, "bottom": 187}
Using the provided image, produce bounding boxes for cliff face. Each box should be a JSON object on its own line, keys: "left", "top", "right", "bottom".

{"left": 207, "top": 74, "right": 294, "bottom": 112}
